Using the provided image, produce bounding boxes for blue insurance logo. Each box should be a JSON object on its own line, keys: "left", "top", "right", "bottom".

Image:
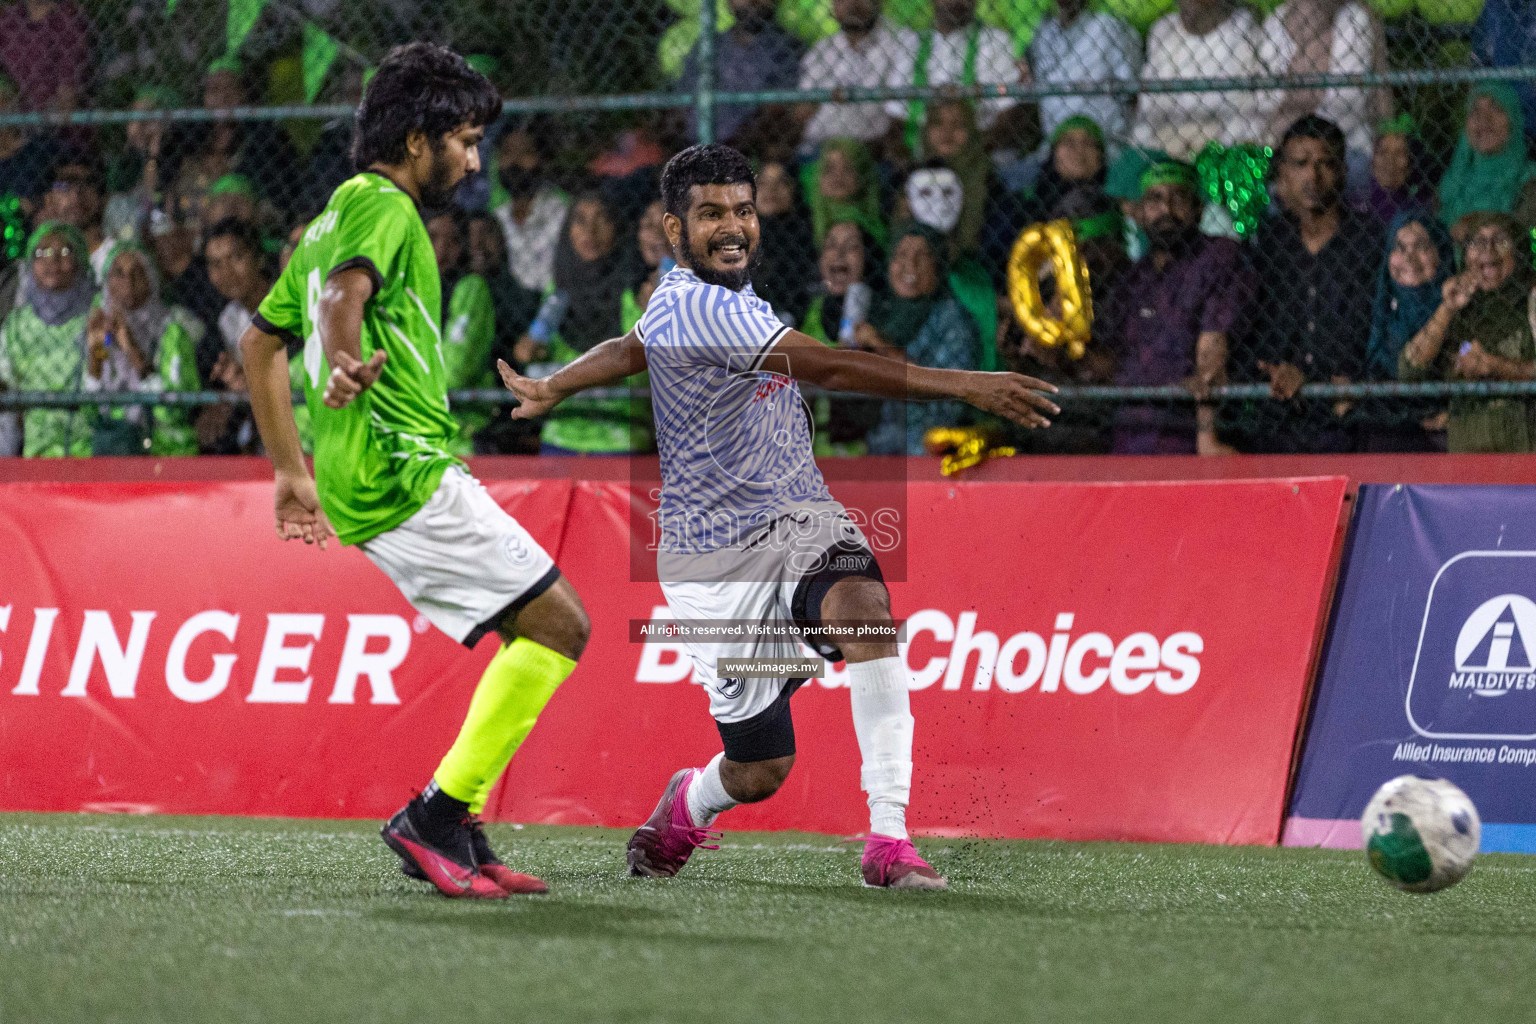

{"left": 1407, "top": 552, "right": 1536, "bottom": 740}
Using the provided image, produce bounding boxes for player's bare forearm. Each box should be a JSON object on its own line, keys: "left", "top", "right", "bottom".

{"left": 499, "top": 329, "right": 646, "bottom": 418}
{"left": 317, "top": 268, "right": 374, "bottom": 368}
{"left": 545, "top": 329, "right": 646, "bottom": 400}
{"left": 762, "top": 331, "right": 1059, "bottom": 428}
{"left": 239, "top": 324, "right": 308, "bottom": 477}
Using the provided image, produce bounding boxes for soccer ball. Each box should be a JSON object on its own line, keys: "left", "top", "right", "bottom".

{"left": 1361, "top": 775, "right": 1480, "bottom": 894}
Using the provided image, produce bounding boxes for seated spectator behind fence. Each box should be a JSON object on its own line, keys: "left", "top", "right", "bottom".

{"left": 198, "top": 217, "right": 264, "bottom": 454}
{"left": 467, "top": 210, "right": 540, "bottom": 364}
{"left": 1360, "top": 209, "right": 1453, "bottom": 451}
{"left": 885, "top": 0, "right": 1025, "bottom": 149}
{"left": 1242, "top": 114, "right": 1380, "bottom": 453}
{"left": 1400, "top": 212, "right": 1536, "bottom": 453}
{"left": 1030, "top": 0, "right": 1142, "bottom": 147}
{"left": 493, "top": 123, "right": 568, "bottom": 297}
{"left": 677, "top": 0, "right": 802, "bottom": 147}
{"left": 1105, "top": 144, "right": 1169, "bottom": 260}
{"left": 302, "top": 66, "right": 367, "bottom": 217}
{"left": 858, "top": 222, "right": 978, "bottom": 454}
{"left": 518, "top": 191, "right": 651, "bottom": 455}
{"left": 0, "top": 0, "right": 88, "bottom": 115}
{"left": 807, "top": 137, "right": 886, "bottom": 246}
{"left": 1439, "top": 83, "right": 1535, "bottom": 237}
{"left": 1260, "top": 0, "right": 1387, "bottom": 183}
{"left": 104, "top": 87, "right": 185, "bottom": 248}
{"left": 83, "top": 242, "right": 202, "bottom": 455}
{"left": 1103, "top": 161, "right": 1253, "bottom": 455}
{"left": 41, "top": 155, "right": 108, "bottom": 281}
{"left": 428, "top": 208, "right": 496, "bottom": 455}
{"left": 1364, "top": 114, "right": 1430, "bottom": 224}
{"left": 171, "top": 58, "right": 299, "bottom": 230}
{"left": 803, "top": 217, "right": 886, "bottom": 455}
{"left": 922, "top": 100, "right": 1023, "bottom": 278}
{"left": 465, "top": 209, "right": 541, "bottom": 455}
{"left": 204, "top": 174, "right": 259, "bottom": 229}
{"left": 0, "top": 74, "right": 59, "bottom": 224}
{"left": 802, "top": 218, "right": 880, "bottom": 345}
{"left": 1020, "top": 116, "right": 1113, "bottom": 231}
{"left": 751, "top": 160, "right": 816, "bottom": 327}
{"left": 1132, "top": 0, "right": 1269, "bottom": 160}
{"left": 1473, "top": 0, "right": 1536, "bottom": 143}
{"left": 0, "top": 221, "right": 94, "bottom": 456}
{"left": 631, "top": 199, "right": 672, "bottom": 316}
{"left": 902, "top": 157, "right": 998, "bottom": 368}
{"left": 796, "top": 0, "right": 914, "bottom": 153}
{"left": 149, "top": 211, "right": 223, "bottom": 349}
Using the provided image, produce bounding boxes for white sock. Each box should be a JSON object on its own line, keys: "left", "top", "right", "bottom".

{"left": 685, "top": 752, "right": 737, "bottom": 827}
{"left": 848, "top": 657, "right": 913, "bottom": 840}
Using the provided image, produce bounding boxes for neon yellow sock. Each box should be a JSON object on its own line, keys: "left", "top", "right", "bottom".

{"left": 433, "top": 637, "right": 576, "bottom": 814}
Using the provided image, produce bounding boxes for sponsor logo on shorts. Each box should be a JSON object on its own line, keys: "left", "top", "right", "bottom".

{"left": 501, "top": 533, "right": 533, "bottom": 567}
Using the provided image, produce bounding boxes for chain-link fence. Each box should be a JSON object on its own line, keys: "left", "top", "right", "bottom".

{"left": 0, "top": 0, "right": 1534, "bottom": 458}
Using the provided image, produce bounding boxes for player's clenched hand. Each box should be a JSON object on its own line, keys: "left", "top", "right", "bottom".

{"left": 497, "top": 359, "right": 558, "bottom": 419}
{"left": 963, "top": 372, "right": 1059, "bottom": 430}
{"left": 273, "top": 472, "right": 334, "bottom": 550}
{"left": 323, "top": 349, "right": 387, "bottom": 409}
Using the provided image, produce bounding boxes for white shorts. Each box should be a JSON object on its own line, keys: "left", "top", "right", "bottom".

{"left": 360, "top": 466, "right": 559, "bottom": 647}
{"left": 658, "top": 501, "right": 880, "bottom": 726}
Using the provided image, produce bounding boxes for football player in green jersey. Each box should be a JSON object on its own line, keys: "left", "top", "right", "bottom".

{"left": 239, "top": 43, "right": 590, "bottom": 900}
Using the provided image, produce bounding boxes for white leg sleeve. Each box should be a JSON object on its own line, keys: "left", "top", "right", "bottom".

{"left": 686, "top": 751, "right": 737, "bottom": 827}
{"left": 847, "top": 656, "right": 914, "bottom": 840}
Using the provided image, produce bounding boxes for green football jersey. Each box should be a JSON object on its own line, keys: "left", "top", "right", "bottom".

{"left": 255, "top": 172, "right": 460, "bottom": 545}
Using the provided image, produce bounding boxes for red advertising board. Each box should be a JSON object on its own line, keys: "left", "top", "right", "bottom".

{"left": 0, "top": 471, "right": 1346, "bottom": 844}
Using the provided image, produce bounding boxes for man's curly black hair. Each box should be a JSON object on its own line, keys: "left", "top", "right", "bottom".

{"left": 660, "top": 144, "right": 757, "bottom": 220}
{"left": 352, "top": 42, "right": 502, "bottom": 171}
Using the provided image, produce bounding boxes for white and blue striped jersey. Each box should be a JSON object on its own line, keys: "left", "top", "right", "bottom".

{"left": 637, "top": 267, "right": 833, "bottom": 553}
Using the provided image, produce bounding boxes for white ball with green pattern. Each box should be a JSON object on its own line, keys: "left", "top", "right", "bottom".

{"left": 1361, "top": 776, "right": 1480, "bottom": 894}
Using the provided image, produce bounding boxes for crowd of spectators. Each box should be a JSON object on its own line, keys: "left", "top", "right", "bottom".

{"left": 2, "top": 0, "right": 1536, "bottom": 459}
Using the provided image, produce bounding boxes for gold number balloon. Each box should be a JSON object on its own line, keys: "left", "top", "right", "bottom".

{"left": 1007, "top": 219, "right": 1092, "bottom": 360}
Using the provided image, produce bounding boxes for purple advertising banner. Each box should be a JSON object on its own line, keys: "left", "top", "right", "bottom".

{"left": 1286, "top": 484, "right": 1536, "bottom": 853}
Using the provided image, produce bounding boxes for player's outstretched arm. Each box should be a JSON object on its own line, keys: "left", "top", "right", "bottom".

{"left": 239, "top": 324, "right": 334, "bottom": 549}
{"left": 762, "top": 330, "right": 1059, "bottom": 430}
{"left": 497, "top": 328, "right": 647, "bottom": 420}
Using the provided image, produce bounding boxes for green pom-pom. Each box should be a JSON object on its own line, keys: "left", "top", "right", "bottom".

{"left": 1367, "top": 0, "right": 1417, "bottom": 19}
{"left": 777, "top": 0, "right": 837, "bottom": 43}
{"left": 658, "top": 20, "right": 700, "bottom": 81}
{"left": 885, "top": 0, "right": 933, "bottom": 30}
{"left": 1100, "top": 0, "right": 1175, "bottom": 34}
{"left": 1196, "top": 141, "right": 1272, "bottom": 238}
{"left": 1416, "top": 0, "right": 1484, "bottom": 24}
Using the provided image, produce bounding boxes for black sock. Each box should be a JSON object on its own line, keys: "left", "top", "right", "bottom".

{"left": 412, "top": 781, "right": 470, "bottom": 848}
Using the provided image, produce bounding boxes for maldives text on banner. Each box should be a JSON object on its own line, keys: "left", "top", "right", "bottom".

{"left": 0, "top": 474, "right": 1345, "bottom": 843}
{"left": 1287, "top": 484, "right": 1536, "bottom": 854}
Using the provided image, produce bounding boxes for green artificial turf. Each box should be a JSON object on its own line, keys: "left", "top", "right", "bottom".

{"left": 1, "top": 813, "right": 1533, "bottom": 1023}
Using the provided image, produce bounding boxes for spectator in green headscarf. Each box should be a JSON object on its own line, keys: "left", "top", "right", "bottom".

{"left": 205, "top": 173, "right": 258, "bottom": 227}
{"left": 83, "top": 241, "right": 204, "bottom": 455}
{"left": 0, "top": 221, "right": 94, "bottom": 456}
{"left": 806, "top": 137, "right": 886, "bottom": 247}
{"left": 1438, "top": 83, "right": 1536, "bottom": 235}
{"left": 857, "top": 222, "right": 978, "bottom": 455}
